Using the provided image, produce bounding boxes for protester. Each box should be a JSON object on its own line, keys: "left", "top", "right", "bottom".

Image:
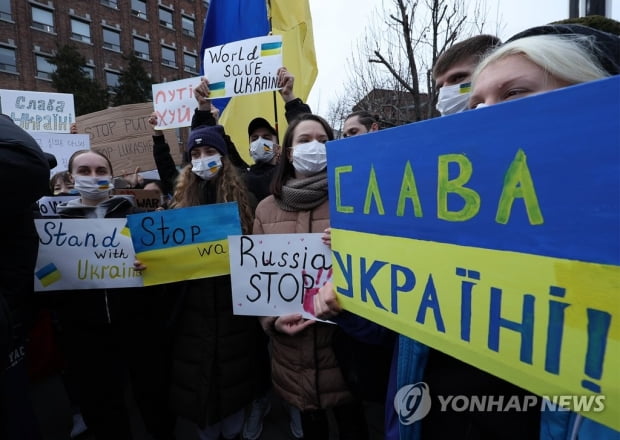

{"left": 342, "top": 110, "right": 380, "bottom": 138}
{"left": 49, "top": 170, "right": 76, "bottom": 195}
{"left": 314, "top": 25, "right": 618, "bottom": 440}
{"left": 52, "top": 149, "right": 176, "bottom": 440}
{"left": 433, "top": 34, "right": 502, "bottom": 116}
{"left": 469, "top": 29, "right": 618, "bottom": 440}
{"left": 0, "top": 113, "right": 50, "bottom": 440}
{"left": 143, "top": 124, "right": 264, "bottom": 440}
{"left": 253, "top": 113, "right": 367, "bottom": 440}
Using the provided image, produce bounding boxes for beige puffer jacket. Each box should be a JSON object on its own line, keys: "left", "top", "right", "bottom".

{"left": 253, "top": 195, "right": 354, "bottom": 411}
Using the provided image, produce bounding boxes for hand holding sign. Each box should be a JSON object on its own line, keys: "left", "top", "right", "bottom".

{"left": 202, "top": 35, "right": 283, "bottom": 99}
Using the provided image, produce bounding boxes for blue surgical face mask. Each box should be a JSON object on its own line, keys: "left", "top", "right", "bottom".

{"left": 191, "top": 154, "right": 222, "bottom": 180}
{"left": 73, "top": 176, "right": 113, "bottom": 200}
{"left": 436, "top": 82, "right": 471, "bottom": 116}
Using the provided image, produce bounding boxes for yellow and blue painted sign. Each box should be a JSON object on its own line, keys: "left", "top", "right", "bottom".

{"left": 327, "top": 77, "right": 620, "bottom": 430}
{"left": 126, "top": 202, "right": 241, "bottom": 286}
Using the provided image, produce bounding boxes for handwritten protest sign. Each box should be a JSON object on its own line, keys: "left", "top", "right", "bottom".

{"left": 76, "top": 102, "right": 182, "bottom": 175}
{"left": 34, "top": 218, "right": 142, "bottom": 291}
{"left": 203, "top": 35, "right": 283, "bottom": 98}
{"left": 229, "top": 233, "right": 331, "bottom": 317}
{"left": 30, "top": 132, "right": 90, "bottom": 176}
{"left": 126, "top": 203, "right": 241, "bottom": 286}
{"left": 152, "top": 76, "right": 201, "bottom": 130}
{"left": 327, "top": 76, "right": 620, "bottom": 430}
{"left": 0, "top": 89, "right": 75, "bottom": 133}
{"left": 36, "top": 195, "right": 79, "bottom": 217}
{"left": 112, "top": 189, "right": 162, "bottom": 211}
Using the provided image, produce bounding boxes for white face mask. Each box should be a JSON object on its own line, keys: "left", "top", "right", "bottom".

{"left": 73, "top": 176, "right": 114, "bottom": 200}
{"left": 292, "top": 140, "right": 327, "bottom": 175}
{"left": 436, "top": 82, "right": 471, "bottom": 116}
{"left": 249, "top": 137, "right": 276, "bottom": 163}
{"left": 191, "top": 154, "right": 222, "bottom": 180}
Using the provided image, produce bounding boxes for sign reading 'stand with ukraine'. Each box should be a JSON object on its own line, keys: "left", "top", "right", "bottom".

{"left": 327, "top": 76, "right": 620, "bottom": 430}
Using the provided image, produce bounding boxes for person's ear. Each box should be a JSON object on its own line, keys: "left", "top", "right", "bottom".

{"left": 370, "top": 122, "right": 379, "bottom": 132}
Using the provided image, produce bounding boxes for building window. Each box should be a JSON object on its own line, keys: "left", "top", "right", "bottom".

{"left": 184, "top": 52, "right": 197, "bottom": 74}
{"left": 103, "top": 28, "right": 121, "bottom": 52}
{"left": 36, "top": 55, "right": 55, "bottom": 80}
{"left": 100, "top": 0, "right": 119, "bottom": 9}
{"left": 181, "top": 16, "right": 195, "bottom": 37}
{"left": 106, "top": 70, "right": 119, "bottom": 91}
{"left": 0, "top": 46, "right": 17, "bottom": 73}
{"left": 32, "top": 6, "right": 54, "bottom": 33}
{"left": 133, "top": 37, "right": 150, "bottom": 60}
{"left": 159, "top": 7, "right": 173, "bottom": 29}
{"left": 131, "top": 0, "right": 147, "bottom": 18}
{"left": 0, "top": 0, "right": 12, "bottom": 21}
{"left": 161, "top": 46, "right": 176, "bottom": 68}
{"left": 83, "top": 65, "right": 94, "bottom": 79}
{"left": 71, "top": 19, "right": 91, "bottom": 44}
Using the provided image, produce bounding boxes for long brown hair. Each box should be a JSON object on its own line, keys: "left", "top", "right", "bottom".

{"left": 169, "top": 156, "right": 254, "bottom": 234}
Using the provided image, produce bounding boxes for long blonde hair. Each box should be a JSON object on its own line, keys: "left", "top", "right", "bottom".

{"left": 170, "top": 156, "right": 254, "bottom": 234}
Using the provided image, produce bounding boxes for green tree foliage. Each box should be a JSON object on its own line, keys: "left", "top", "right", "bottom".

{"left": 49, "top": 45, "right": 109, "bottom": 116}
{"left": 111, "top": 52, "right": 154, "bottom": 106}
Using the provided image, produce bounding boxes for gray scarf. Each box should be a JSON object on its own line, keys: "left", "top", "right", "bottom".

{"left": 276, "top": 171, "right": 328, "bottom": 212}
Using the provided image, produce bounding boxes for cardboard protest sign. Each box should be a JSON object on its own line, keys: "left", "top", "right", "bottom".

{"left": 327, "top": 76, "right": 620, "bottom": 430}
{"left": 0, "top": 89, "right": 75, "bottom": 133}
{"left": 152, "top": 76, "right": 201, "bottom": 130}
{"left": 30, "top": 132, "right": 90, "bottom": 176}
{"left": 111, "top": 189, "right": 162, "bottom": 211}
{"left": 36, "top": 195, "right": 79, "bottom": 217}
{"left": 126, "top": 203, "right": 241, "bottom": 286}
{"left": 203, "top": 35, "right": 283, "bottom": 98}
{"left": 75, "top": 102, "right": 182, "bottom": 175}
{"left": 34, "top": 218, "right": 142, "bottom": 291}
{"left": 229, "top": 233, "right": 331, "bottom": 317}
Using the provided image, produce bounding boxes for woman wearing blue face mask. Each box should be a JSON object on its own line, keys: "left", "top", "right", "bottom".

{"left": 52, "top": 149, "right": 177, "bottom": 440}
{"left": 254, "top": 113, "right": 368, "bottom": 440}
{"left": 160, "top": 124, "right": 265, "bottom": 440}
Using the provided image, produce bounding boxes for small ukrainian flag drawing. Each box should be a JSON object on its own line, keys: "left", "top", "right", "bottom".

{"left": 36, "top": 263, "right": 62, "bottom": 287}
{"left": 459, "top": 82, "right": 472, "bottom": 94}
{"left": 209, "top": 81, "right": 226, "bottom": 98}
{"left": 261, "top": 41, "right": 282, "bottom": 57}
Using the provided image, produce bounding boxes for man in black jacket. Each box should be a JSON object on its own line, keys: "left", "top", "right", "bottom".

{"left": 0, "top": 113, "right": 51, "bottom": 440}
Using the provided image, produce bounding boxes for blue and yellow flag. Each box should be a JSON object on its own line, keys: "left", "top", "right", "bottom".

{"left": 200, "top": 0, "right": 317, "bottom": 164}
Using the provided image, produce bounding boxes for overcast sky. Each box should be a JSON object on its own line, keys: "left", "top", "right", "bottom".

{"left": 306, "top": 0, "right": 620, "bottom": 116}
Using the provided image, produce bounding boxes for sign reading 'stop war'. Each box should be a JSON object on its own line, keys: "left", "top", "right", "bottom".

{"left": 327, "top": 77, "right": 620, "bottom": 430}
{"left": 202, "top": 35, "right": 283, "bottom": 98}
{"left": 0, "top": 89, "right": 75, "bottom": 133}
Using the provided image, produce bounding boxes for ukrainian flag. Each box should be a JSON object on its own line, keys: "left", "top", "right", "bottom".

{"left": 36, "top": 262, "right": 61, "bottom": 287}
{"left": 261, "top": 41, "right": 282, "bottom": 57}
{"left": 200, "top": 0, "right": 317, "bottom": 164}
{"left": 209, "top": 81, "right": 226, "bottom": 98}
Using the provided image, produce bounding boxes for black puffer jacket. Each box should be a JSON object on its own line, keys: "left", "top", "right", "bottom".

{"left": 169, "top": 274, "right": 263, "bottom": 427}
{"left": 0, "top": 115, "right": 50, "bottom": 370}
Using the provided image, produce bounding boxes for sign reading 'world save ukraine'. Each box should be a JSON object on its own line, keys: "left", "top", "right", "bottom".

{"left": 126, "top": 203, "right": 241, "bottom": 286}
{"left": 327, "top": 76, "right": 620, "bottom": 430}
{"left": 202, "top": 35, "right": 283, "bottom": 99}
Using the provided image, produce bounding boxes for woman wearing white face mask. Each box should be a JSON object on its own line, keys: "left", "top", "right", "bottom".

{"left": 253, "top": 113, "right": 367, "bottom": 440}
{"left": 54, "top": 150, "right": 178, "bottom": 440}
{"left": 156, "top": 124, "right": 265, "bottom": 440}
